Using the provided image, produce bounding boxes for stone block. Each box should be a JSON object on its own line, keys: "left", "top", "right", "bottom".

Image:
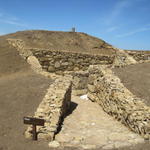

{"left": 87, "top": 84, "right": 95, "bottom": 93}
{"left": 48, "top": 66, "right": 55, "bottom": 72}
{"left": 54, "top": 61, "right": 61, "bottom": 68}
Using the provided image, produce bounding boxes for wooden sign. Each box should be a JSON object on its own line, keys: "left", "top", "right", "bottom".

{"left": 23, "top": 117, "right": 45, "bottom": 126}
{"left": 23, "top": 117, "right": 45, "bottom": 140}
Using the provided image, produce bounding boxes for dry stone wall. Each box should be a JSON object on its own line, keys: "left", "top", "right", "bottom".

{"left": 25, "top": 76, "right": 72, "bottom": 141}
{"left": 7, "top": 39, "right": 50, "bottom": 76}
{"left": 7, "top": 39, "right": 138, "bottom": 73}
{"left": 87, "top": 65, "right": 150, "bottom": 139}
{"left": 113, "top": 49, "right": 137, "bottom": 67}
{"left": 7, "top": 39, "right": 32, "bottom": 59}
{"left": 31, "top": 49, "right": 114, "bottom": 73}
{"left": 70, "top": 71, "right": 89, "bottom": 96}
{"left": 6, "top": 38, "right": 150, "bottom": 141}
{"left": 127, "top": 51, "right": 150, "bottom": 62}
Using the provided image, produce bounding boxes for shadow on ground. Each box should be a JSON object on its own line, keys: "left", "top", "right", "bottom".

{"left": 56, "top": 102, "right": 78, "bottom": 135}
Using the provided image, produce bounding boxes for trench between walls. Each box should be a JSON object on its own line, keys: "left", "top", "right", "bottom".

{"left": 6, "top": 39, "right": 74, "bottom": 140}
{"left": 7, "top": 38, "right": 150, "bottom": 141}
{"left": 24, "top": 76, "right": 72, "bottom": 140}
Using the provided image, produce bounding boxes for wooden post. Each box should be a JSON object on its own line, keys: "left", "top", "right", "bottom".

{"left": 23, "top": 117, "right": 45, "bottom": 141}
{"left": 32, "top": 125, "right": 37, "bottom": 140}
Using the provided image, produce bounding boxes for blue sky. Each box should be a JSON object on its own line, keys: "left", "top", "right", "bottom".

{"left": 0, "top": 0, "right": 150, "bottom": 50}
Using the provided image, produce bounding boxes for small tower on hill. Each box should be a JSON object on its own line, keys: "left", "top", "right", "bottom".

{"left": 71, "top": 27, "right": 76, "bottom": 32}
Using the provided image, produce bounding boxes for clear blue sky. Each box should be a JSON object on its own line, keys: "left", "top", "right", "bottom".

{"left": 0, "top": 0, "right": 150, "bottom": 50}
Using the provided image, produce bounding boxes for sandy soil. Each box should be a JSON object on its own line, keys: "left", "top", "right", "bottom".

{"left": 0, "top": 39, "right": 150, "bottom": 150}
{"left": 0, "top": 72, "right": 52, "bottom": 150}
{"left": 113, "top": 62, "right": 150, "bottom": 106}
{"left": 0, "top": 30, "right": 116, "bottom": 55}
{"left": 0, "top": 40, "right": 52, "bottom": 150}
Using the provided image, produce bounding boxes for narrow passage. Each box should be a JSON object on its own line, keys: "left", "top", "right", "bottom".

{"left": 55, "top": 96, "right": 144, "bottom": 149}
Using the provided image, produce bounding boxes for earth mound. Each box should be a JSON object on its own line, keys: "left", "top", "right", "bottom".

{"left": 0, "top": 30, "right": 116, "bottom": 55}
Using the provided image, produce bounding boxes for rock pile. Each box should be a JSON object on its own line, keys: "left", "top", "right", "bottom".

{"left": 127, "top": 50, "right": 150, "bottom": 63}
{"left": 25, "top": 76, "right": 72, "bottom": 140}
{"left": 113, "top": 49, "right": 137, "bottom": 67}
{"left": 88, "top": 65, "right": 150, "bottom": 139}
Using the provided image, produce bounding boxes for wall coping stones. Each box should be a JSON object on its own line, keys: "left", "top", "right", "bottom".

{"left": 29, "top": 48, "right": 115, "bottom": 57}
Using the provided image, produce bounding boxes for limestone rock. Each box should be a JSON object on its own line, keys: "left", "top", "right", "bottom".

{"left": 87, "top": 65, "right": 150, "bottom": 139}
{"left": 48, "top": 66, "right": 55, "bottom": 72}
{"left": 25, "top": 76, "right": 72, "bottom": 140}
{"left": 27, "top": 55, "right": 43, "bottom": 73}
{"left": 81, "top": 144, "right": 96, "bottom": 149}
{"left": 55, "top": 134, "right": 71, "bottom": 143}
{"left": 62, "top": 62, "right": 69, "bottom": 66}
{"left": 102, "top": 143, "right": 115, "bottom": 149}
{"left": 74, "top": 67, "right": 80, "bottom": 71}
{"left": 54, "top": 61, "right": 61, "bottom": 68}
{"left": 113, "top": 49, "right": 137, "bottom": 67}
{"left": 48, "top": 140, "right": 60, "bottom": 148}
{"left": 87, "top": 84, "right": 95, "bottom": 93}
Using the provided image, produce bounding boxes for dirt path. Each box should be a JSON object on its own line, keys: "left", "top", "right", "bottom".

{"left": 113, "top": 62, "right": 150, "bottom": 106}
{"left": 55, "top": 96, "right": 144, "bottom": 149}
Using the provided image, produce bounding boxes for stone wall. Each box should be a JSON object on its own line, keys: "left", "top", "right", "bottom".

{"left": 25, "top": 76, "right": 72, "bottom": 141}
{"left": 113, "top": 49, "right": 137, "bottom": 67}
{"left": 31, "top": 49, "right": 114, "bottom": 73}
{"left": 87, "top": 65, "right": 150, "bottom": 139}
{"left": 7, "top": 39, "right": 138, "bottom": 73}
{"left": 127, "top": 50, "right": 150, "bottom": 62}
{"left": 7, "top": 38, "right": 150, "bottom": 140}
{"left": 70, "top": 71, "right": 89, "bottom": 96}
{"left": 7, "top": 39, "right": 32, "bottom": 59}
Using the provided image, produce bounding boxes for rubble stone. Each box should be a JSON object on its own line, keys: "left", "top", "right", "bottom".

{"left": 87, "top": 65, "right": 150, "bottom": 139}
{"left": 25, "top": 76, "right": 72, "bottom": 140}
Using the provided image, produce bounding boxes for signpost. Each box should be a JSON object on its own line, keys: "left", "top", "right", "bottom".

{"left": 23, "top": 117, "right": 45, "bottom": 140}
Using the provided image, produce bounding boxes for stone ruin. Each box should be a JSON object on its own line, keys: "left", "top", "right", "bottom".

{"left": 127, "top": 50, "right": 150, "bottom": 63}
{"left": 88, "top": 65, "right": 150, "bottom": 140}
{"left": 7, "top": 38, "right": 150, "bottom": 141}
{"left": 25, "top": 76, "right": 72, "bottom": 140}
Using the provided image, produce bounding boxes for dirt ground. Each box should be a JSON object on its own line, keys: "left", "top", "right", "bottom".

{"left": 0, "top": 71, "right": 52, "bottom": 150}
{"left": 113, "top": 62, "right": 150, "bottom": 106}
{"left": 55, "top": 96, "right": 145, "bottom": 149}
{"left": 0, "top": 39, "right": 150, "bottom": 150}
{"left": 0, "top": 30, "right": 116, "bottom": 55}
{"left": 0, "top": 41, "right": 52, "bottom": 150}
